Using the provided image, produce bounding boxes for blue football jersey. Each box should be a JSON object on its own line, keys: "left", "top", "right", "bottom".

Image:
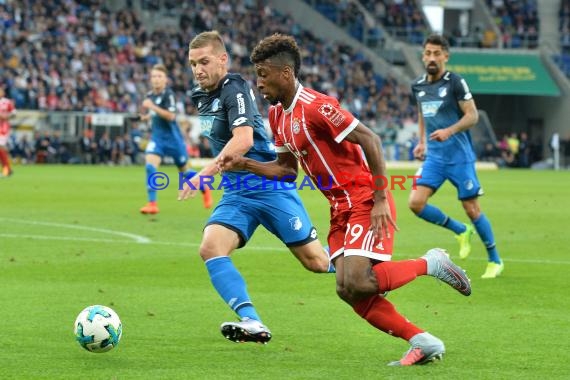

{"left": 412, "top": 71, "right": 476, "bottom": 164}
{"left": 191, "top": 73, "right": 276, "bottom": 191}
{"left": 146, "top": 88, "right": 184, "bottom": 145}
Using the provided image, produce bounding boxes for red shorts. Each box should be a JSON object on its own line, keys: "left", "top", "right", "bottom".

{"left": 327, "top": 191, "right": 396, "bottom": 262}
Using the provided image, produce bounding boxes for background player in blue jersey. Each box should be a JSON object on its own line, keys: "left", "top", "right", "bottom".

{"left": 139, "top": 64, "right": 212, "bottom": 214}
{"left": 178, "top": 31, "right": 334, "bottom": 344}
{"left": 409, "top": 34, "right": 503, "bottom": 279}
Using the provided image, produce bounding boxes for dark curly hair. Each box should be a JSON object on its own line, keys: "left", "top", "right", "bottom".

{"left": 423, "top": 34, "right": 449, "bottom": 52}
{"left": 250, "top": 33, "right": 301, "bottom": 77}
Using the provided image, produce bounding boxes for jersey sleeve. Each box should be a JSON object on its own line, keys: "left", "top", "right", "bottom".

{"left": 452, "top": 74, "right": 473, "bottom": 102}
{"left": 162, "top": 89, "right": 177, "bottom": 113}
{"left": 268, "top": 106, "right": 287, "bottom": 153}
{"left": 410, "top": 84, "right": 418, "bottom": 103}
{"left": 221, "top": 81, "right": 257, "bottom": 132}
{"left": 311, "top": 98, "right": 359, "bottom": 143}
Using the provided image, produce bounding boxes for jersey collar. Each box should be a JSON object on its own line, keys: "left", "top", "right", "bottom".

{"left": 283, "top": 81, "right": 303, "bottom": 114}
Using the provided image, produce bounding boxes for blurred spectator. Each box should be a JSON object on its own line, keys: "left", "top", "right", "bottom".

{"left": 518, "top": 131, "right": 531, "bottom": 168}
{"left": 111, "top": 135, "right": 126, "bottom": 165}
{"left": 35, "top": 131, "right": 51, "bottom": 164}
{"left": 507, "top": 132, "right": 520, "bottom": 156}
{"left": 98, "top": 132, "right": 112, "bottom": 164}
{"left": 49, "top": 130, "right": 63, "bottom": 163}
{"left": 13, "top": 134, "right": 34, "bottom": 164}
{"left": 405, "top": 132, "right": 419, "bottom": 161}
{"left": 479, "top": 142, "right": 501, "bottom": 164}
{"left": 80, "top": 128, "right": 97, "bottom": 164}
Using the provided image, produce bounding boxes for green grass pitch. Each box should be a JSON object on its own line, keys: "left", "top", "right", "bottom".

{"left": 1, "top": 165, "right": 569, "bottom": 379}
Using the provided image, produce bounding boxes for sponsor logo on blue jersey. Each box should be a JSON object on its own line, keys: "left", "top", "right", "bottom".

{"left": 421, "top": 101, "right": 443, "bottom": 117}
{"left": 200, "top": 115, "right": 215, "bottom": 135}
{"left": 236, "top": 93, "right": 245, "bottom": 114}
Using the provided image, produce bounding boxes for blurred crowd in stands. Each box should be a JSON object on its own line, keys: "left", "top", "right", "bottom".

{"left": 557, "top": 0, "right": 570, "bottom": 77}
{"left": 0, "top": 0, "right": 420, "bottom": 163}
{"left": 0, "top": 0, "right": 566, "bottom": 168}
{"left": 487, "top": 0, "right": 539, "bottom": 49}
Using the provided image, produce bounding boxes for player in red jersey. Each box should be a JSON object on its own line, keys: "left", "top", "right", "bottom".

{"left": 0, "top": 87, "right": 15, "bottom": 177}
{"left": 217, "top": 34, "right": 472, "bottom": 366}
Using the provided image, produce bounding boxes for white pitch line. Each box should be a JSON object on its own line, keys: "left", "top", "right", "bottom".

{"left": 1, "top": 232, "right": 569, "bottom": 265}
{"left": 0, "top": 218, "right": 151, "bottom": 244}
{"left": 0, "top": 233, "right": 133, "bottom": 244}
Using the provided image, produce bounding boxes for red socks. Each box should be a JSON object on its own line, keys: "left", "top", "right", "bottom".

{"left": 0, "top": 149, "right": 9, "bottom": 169}
{"left": 372, "top": 259, "right": 427, "bottom": 294}
{"left": 353, "top": 295, "right": 423, "bottom": 341}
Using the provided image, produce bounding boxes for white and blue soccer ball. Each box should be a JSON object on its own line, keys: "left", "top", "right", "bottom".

{"left": 74, "top": 305, "right": 122, "bottom": 353}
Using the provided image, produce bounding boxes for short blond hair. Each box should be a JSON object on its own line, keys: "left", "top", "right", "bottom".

{"left": 189, "top": 30, "right": 226, "bottom": 53}
{"left": 151, "top": 63, "right": 168, "bottom": 75}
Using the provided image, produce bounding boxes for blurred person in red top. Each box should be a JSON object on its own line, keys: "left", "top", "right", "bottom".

{"left": 218, "top": 34, "right": 472, "bottom": 366}
{"left": 0, "top": 87, "right": 16, "bottom": 177}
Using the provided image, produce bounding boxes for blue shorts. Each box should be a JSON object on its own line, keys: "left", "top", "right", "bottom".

{"left": 145, "top": 139, "right": 188, "bottom": 167}
{"left": 206, "top": 190, "right": 317, "bottom": 248}
{"left": 416, "top": 160, "right": 483, "bottom": 200}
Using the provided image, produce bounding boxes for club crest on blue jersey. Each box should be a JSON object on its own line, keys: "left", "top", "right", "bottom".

{"left": 212, "top": 98, "right": 220, "bottom": 112}
{"left": 464, "top": 179, "right": 474, "bottom": 191}
{"left": 289, "top": 216, "right": 302, "bottom": 231}
{"left": 438, "top": 87, "right": 447, "bottom": 98}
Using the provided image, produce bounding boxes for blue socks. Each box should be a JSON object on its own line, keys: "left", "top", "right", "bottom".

{"left": 145, "top": 163, "right": 157, "bottom": 202}
{"left": 205, "top": 256, "right": 261, "bottom": 322}
{"left": 417, "top": 205, "right": 466, "bottom": 235}
{"left": 473, "top": 213, "right": 501, "bottom": 263}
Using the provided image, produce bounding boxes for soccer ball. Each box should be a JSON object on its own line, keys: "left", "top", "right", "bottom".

{"left": 74, "top": 305, "right": 122, "bottom": 353}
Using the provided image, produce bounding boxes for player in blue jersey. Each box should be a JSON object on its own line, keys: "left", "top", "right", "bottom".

{"left": 139, "top": 64, "right": 212, "bottom": 214}
{"left": 409, "top": 34, "right": 503, "bottom": 279}
{"left": 178, "top": 31, "right": 334, "bottom": 344}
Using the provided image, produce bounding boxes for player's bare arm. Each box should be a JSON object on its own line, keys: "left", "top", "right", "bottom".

{"left": 429, "top": 99, "right": 479, "bottom": 142}
{"left": 178, "top": 126, "right": 254, "bottom": 201}
{"left": 218, "top": 150, "right": 298, "bottom": 181}
{"left": 344, "top": 123, "right": 399, "bottom": 239}
{"left": 414, "top": 105, "right": 426, "bottom": 160}
{"left": 142, "top": 99, "right": 176, "bottom": 122}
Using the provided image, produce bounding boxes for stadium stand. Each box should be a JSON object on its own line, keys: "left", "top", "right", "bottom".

{"left": 1, "top": 0, "right": 565, "bottom": 168}
{"left": 1, "top": 0, "right": 424, "bottom": 163}
{"left": 487, "top": 0, "right": 539, "bottom": 49}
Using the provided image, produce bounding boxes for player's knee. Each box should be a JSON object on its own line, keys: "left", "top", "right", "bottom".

{"left": 341, "top": 277, "right": 377, "bottom": 302}
{"left": 336, "top": 285, "right": 351, "bottom": 303}
{"left": 462, "top": 200, "right": 480, "bottom": 220}
{"left": 199, "top": 241, "right": 219, "bottom": 261}
{"left": 408, "top": 196, "right": 425, "bottom": 214}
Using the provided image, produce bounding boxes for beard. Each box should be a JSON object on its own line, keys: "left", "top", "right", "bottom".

{"left": 426, "top": 64, "right": 439, "bottom": 75}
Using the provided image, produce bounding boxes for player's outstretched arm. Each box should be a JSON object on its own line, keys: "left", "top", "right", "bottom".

{"left": 178, "top": 126, "right": 254, "bottom": 201}
{"left": 413, "top": 105, "right": 426, "bottom": 160}
{"left": 142, "top": 98, "right": 176, "bottom": 122}
{"left": 217, "top": 151, "right": 298, "bottom": 181}
{"left": 344, "top": 122, "right": 398, "bottom": 239}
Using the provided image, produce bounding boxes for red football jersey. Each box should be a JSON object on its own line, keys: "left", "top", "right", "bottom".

{"left": 269, "top": 85, "right": 373, "bottom": 210}
{"left": 0, "top": 97, "right": 15, "bottom": 136}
